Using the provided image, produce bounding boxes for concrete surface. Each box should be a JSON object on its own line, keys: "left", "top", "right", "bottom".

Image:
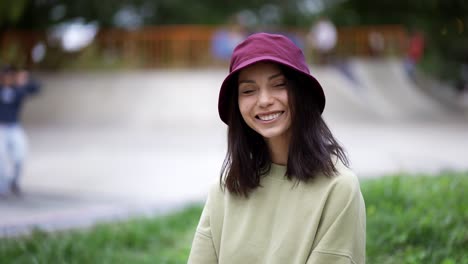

{"left": 1, "top": 59, "right": 467, "bottom": 237}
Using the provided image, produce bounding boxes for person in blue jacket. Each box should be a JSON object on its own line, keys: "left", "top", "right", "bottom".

{"left": 0, "top": 65, "right": 40, "bottom": 197}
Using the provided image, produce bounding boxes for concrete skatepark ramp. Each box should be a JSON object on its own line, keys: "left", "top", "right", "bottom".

{"left": 2, "top": 59, "right": 468, "bottom": 235}
{"left": 23, "top": 59, "right": 459, "bottom": 128}
{"left": 350, "top": 59, "right": 454, "bottom": 121}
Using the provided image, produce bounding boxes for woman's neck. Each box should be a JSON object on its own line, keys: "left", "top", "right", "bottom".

{"left": 266, "top": 134, "right": 290, "bottom": 166}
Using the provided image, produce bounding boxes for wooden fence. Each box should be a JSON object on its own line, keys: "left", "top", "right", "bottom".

{"left": 0, "top": 25, "right": 408, "bottom": 69}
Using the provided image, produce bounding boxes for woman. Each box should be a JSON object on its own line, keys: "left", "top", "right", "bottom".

{"left": 188, "top": 33, "right": 366, "bottom": 263}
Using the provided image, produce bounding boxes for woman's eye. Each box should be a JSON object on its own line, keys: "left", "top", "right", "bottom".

{"left": 239, "top": 86, "right": 256, "bottom": 95}
{"left": 274, "top": 82, "right": 286, "bottom": 87}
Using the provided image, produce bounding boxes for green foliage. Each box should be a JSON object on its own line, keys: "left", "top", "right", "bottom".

{"left": 1, "top": 0, "right": 465, "bottom": 85}
{"left": 0, "top": 0, "right": 29, "bottom": 25}
{"left": 0, "top": 0, "right": 287, "bottom": 29}
{"left": 0, "top": 205, "right": 203, "bottom": 264}
{"left": 0, "top": 0, "right": 335, "bottom": 29}
{"left": 0, "top": 173, "right": 467, "bottom": 263}
{"left": 362, "top": 172, "right": 468, "bottom": 263}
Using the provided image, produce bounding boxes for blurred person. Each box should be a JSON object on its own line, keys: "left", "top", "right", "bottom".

{"left": 211, "top": 16, "right": 247, "bottom": 63}
{"left": 0, "top": 65, "right": 40, "bottom": 197}
{"left": 307, "top": 17, "right": 337, "bottom": 65}
{"left": 456, "top": 63, "right": 468, "bottom": 107}
{"left": 188, "top": 33, "right": 366, "bottom": 263}
{"left": 368, "top": 31, "right": 385, "bottom": 57}
{"left": 404, "top": 30, "right": 425, "bottom": 77}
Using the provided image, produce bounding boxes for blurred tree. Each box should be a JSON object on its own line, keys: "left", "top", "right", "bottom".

{"left": 0, "top": 0, "right": 329, "bottom": 30}
{"left": 0, "top": 0, "right": 466, "bottom": 84}
{"left": 0, "top": 0, "right": 29, "bottom": 28}
{"left": 0, "top": 0, "right": 126, "bottom": 30}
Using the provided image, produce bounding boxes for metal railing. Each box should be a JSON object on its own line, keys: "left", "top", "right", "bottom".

{"left": 0, "top": 25, "right": 408, "bottom": 69}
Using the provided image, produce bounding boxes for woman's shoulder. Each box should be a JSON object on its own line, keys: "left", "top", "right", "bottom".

{"left": 332, "top": 160, "right": 360, "bottom": 188}
{"left": 207, "top": 179, "right": 224, "bottom": 198}
{"left": 206, "top": 179, "right": 232, "bottom": 206}
{"left": 311, "top": 159, "right": 362, "bottom": 200}
{"left": 320, "top": 159, "right": 364, "bottom": 209}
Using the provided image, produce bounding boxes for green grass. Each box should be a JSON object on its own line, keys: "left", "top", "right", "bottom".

{"left": 1, "top": 172, "right": 467, "bottom": 264}
{"left": 0, "top": 206, "right": 202, "bottom": 264}
{"left": 363, "top": 171, "right": 468, "bottom": 264}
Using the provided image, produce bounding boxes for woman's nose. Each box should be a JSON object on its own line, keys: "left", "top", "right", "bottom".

{"left": 257, "top": 88, "right": 274, "bottom": 107}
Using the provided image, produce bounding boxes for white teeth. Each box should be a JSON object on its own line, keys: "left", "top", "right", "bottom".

{"left": 258, "top": 112, "right": 281, "bottom": 121}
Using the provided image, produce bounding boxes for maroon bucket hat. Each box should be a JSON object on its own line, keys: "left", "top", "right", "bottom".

{"left": 218, "top": 32, "right": 326, "bottom": 124}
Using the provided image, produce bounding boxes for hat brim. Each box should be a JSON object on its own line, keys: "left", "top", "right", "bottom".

{"left": 218, "top": 56, "right": 326, "bottom": 124}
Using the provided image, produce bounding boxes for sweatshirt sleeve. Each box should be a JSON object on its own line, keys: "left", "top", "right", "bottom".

{"left": 25, "top": 79, "right": 41, "bottom": 95}
{"left": 307, "top": 172, "right": 366, "bottom": 264}
{"left": 187, "top": 191, "right": 218, "bottom": 264}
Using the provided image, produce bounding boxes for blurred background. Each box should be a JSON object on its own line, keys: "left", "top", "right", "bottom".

{"left": 1, "top": 0, "right": 468, "bottom": 235}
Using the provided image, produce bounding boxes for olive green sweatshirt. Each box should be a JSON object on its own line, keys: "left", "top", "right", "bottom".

{"left": 188, "top": 161, "right": 366, "bottom": 264}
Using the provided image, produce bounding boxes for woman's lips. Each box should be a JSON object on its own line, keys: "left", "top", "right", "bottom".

{"left": 256, "top": 111, "right": 284, "bottom": 121}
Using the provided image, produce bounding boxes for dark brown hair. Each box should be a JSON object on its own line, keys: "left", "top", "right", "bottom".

{"left": 220, "top": 64, "right": 349, "bottom": 197}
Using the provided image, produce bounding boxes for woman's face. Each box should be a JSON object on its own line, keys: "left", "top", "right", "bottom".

{"left": 237, "top": 62, "right": 292, "bottom": 142}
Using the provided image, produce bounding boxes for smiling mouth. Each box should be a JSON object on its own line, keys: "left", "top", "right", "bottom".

{"left": 256, "top": 111, "right": 284, "bottom": 121}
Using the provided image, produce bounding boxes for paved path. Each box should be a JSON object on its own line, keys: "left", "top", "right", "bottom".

{"left": 1, "top": 60, "right": 467, "bottom": 237}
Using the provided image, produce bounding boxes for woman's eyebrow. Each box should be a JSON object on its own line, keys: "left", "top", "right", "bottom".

{"left": 239, "top": 79, "right": 255, "bottom": 84}
{"left": 268, "top": 72, "right": 284, "bottom": 80}
{"left": 239, "top": 72, "right": 284, "bottom": 84}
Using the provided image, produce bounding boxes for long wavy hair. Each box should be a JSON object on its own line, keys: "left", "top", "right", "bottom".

{"left": 220, "top": 64, "right": 349, "bottom": 197}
